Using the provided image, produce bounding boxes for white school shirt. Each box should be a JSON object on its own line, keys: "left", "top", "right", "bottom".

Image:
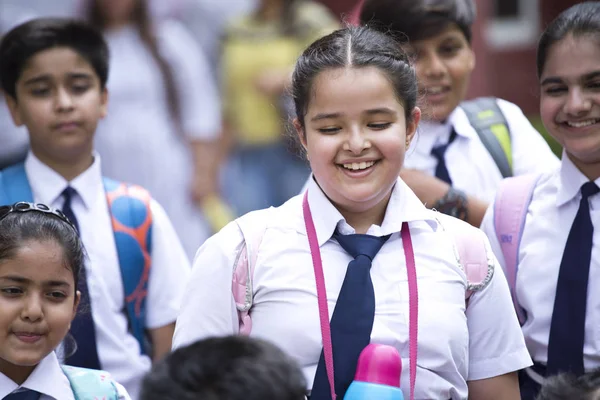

{"left": 0, "top": 352, "right": 130, "bottom": 400}
{"left": 23, "top": 152, "right": 191, "bottom": 400}
{"left": 174, "top": 177, "right": 531, "bottom": 399}
{"left": 480, "top": 152, "right": 600, "bottom": 371}
{"left": 404, "top": 98, "right": 560, "bottom": 203}
{"left": 94, "top": 21, "right": 221, "bottom": 259}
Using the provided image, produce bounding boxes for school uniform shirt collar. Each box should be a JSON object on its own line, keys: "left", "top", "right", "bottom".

{"left": 305, "top": 176, "right": 437, "bottom": 246}
{"left": 24, "top": 151, "right": 104, "bottom": 210}
{"left": 0, "top": 351, "right": 75, "bottom": 400}
{"left": 415, "top": 107, "right": 477, "bottom": 154}
{"left": 556, "top": 150, "right": 600, "bottom": 207}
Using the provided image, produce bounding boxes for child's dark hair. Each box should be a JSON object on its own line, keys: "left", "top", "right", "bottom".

{"left": 0, "top": 17, "right": 109, "bottom": 99}
{"left": 140, "top": 336, "right": 307, "bottom": 400}
{"left": 536, "top": 368, "right": 600, "bottom": 400}
{"left": 292, "top": 25, "right": 417, "bottom": 131}
{"left": 537, "top": 2, "right": 600, "bottom": 78}
{"left": 0, "top": 203, "right": 84, "bottom": 294}
{"left": 359, "top": 0, "right": 476, "bottom": 44}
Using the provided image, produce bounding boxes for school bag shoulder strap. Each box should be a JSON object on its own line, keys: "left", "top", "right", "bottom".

{"left": 61, "top": 366, "right": 120, "bottom": 400}
{"left": 493, "top": 173, "right": 541, "bottom": 324}
{"left": 434, "top": 212, "right": 494, "bottom": 302}
{"left": 103, "top": 177, "right": 153, "bottom": 354}
{"left": 460, "top": 97, "right": 513, "bottom": 178}
{"left": 232, "top": 208, "right": 273, "bottom": 335}
{"left": 0, "top": 162, "right": 34, "bottom": 204}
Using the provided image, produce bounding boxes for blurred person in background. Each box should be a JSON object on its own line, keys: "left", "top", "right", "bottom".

{"left": 0, "top": 4, "right": 36, "bottom": 169}
{"left": 220, "top": 0, "right": 338, "bottom": 215}
{"left": 83, "top": 0, "right": 222, "bottom": 259}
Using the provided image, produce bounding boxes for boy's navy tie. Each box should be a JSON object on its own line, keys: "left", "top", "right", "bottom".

{"left": 4, "top": 389, "right": 41, "bottom": 400}
{"left": 547, "top": 181, "right": 600, "bottom": 376}
{"left": 431, "top": 129, "right": 457, "bottom": 185}
{"left": 311, "top": 230, "right": 390, "bottom": 400}
{"left": 61, "top": 186, "right": 102, "bottom": 370}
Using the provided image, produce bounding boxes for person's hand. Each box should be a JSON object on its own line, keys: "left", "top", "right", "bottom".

{"left": 190, "top": 169, "right": 217, "bottom": 205}
{"left": 399, "top": 168, "right": 450, "bottom": 207}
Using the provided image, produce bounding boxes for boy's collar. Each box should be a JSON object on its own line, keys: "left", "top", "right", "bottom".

{"left": 25, "top": 151, "right": 103, "bottom": 210}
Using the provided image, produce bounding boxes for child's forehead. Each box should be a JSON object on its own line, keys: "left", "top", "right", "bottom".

{"left": 19, "top": 46, "right": 97, "bottom": 81}
{"left": 410, "top": 23, "right": 468, "bottom": 47}
{"left": 0, "top": 240, "right": 75, "bottom": 282}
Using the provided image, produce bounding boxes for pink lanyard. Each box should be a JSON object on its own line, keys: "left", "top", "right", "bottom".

{"left": 302, "top": 192, "right": 419, "bottom": 400}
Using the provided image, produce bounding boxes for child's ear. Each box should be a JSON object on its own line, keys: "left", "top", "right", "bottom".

{"left": 72, "top": 290, "right": 81, "bottom": 319}
{"left": 406, "top": 107, "right": 421, "bottom": 146}
{"left": 4, "top": 94, "right": 24, "bottom": 127}
{"left": 99, "top": 88, "right": 109, "bottom": 119}
{"left": 293, "top": 118, "right": 307, "bottom": 151}
{"left": 467, "top": 48, "right": 476, "bottom": 72}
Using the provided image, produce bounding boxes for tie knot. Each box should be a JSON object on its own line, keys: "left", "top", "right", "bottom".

{"left": 581, "top": 182, "right": 600, "bottom": 200}
{"left": 62, "top": 186, "right": 77, "bottom": 201}
{"left": 333, "top": 231, "right": 390, "bottom": 261}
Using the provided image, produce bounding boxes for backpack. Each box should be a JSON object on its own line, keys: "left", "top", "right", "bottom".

{"left": 492, "top": 174, "right": 542, "bottom": 324}
{"left": 460, "top": 97, "right": 513, "bottom": 178}
{"left": 61, "top": 366, "right": 120, "bottom": 400}
{"left": 0, "top": 163, "right": 153, "bottom": 355}
{"left": 231, "top": 208, "right": 495, "bottom": 335}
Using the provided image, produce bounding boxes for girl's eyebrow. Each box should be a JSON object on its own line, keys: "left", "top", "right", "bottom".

{"left": 0, "top": 275, "right": 71, "bottom": 288}
{"left": 542, "top": 71, "right": 600, "bottom": 86}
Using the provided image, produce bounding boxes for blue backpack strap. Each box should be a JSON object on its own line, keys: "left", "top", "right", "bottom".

{"left": 0, "top": 162, "right": 34, "bottom": 205}
{"left": 103, "top": 177, "right": 153, "bottom": 355}
{"left": 460, "top": 97, "right": 513, "bottom": 178}
{"left": 61, "top": 366, "right": 119, "bottom": 400}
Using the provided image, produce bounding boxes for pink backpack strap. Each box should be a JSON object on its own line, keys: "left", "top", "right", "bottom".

{"left": 232, "top": 210, "right": 271, "bottom": 335}
{"left": 435, "top": 213, "right": 494, "bottom": 302}
{"left": 493, "top": 174, "right": 540, "bottom": 324}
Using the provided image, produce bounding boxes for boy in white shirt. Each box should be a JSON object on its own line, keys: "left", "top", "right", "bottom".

{"left": 0, "top": 17, "right": 190, "bottom": 399}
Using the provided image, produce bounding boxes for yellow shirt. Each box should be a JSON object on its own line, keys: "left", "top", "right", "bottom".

{"left": 221, "top": 1, "right": 338, "bottom": 145}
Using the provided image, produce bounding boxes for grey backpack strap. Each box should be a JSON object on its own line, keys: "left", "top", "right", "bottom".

{"left": 460, "top": 97, "right": 513, "bottom": 178}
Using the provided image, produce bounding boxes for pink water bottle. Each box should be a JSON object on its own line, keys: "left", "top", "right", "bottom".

{"left": 344, "top": 344, "right": 404, "bottom": 400}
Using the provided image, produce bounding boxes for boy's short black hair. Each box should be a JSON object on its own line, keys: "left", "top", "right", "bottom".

{"left": 0, "top": 17, "right": 109, "bottom": 99}
{"left": 537, "top": 368, "right": 600, "bottom": 400}
{"left": 140, "top": 336, "right": 307, "bottom": 400}
{"left": 360, "top": 0, "right": 476, "bottom": 44}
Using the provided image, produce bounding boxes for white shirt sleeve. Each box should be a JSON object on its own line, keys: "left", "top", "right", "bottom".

{"left": 172, "top": 221, "right": 242, "bottom": 349}
{"left": 115, "top": 381, "right": 133, "bottom": 400}
{"left": 497, "top": 98, "right": 560, "bottom": 176}
{"left": 146, "top": 199, "right": 192, "bottom": 329}
{"left": 466, "top": 231, "right": 532, "bottom": 380}
{"left": 159, "top": 20, "right": 222, "bottom": 140}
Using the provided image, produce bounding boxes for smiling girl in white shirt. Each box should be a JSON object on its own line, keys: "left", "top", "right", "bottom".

{"left": 481, "top": 3, "right": 600, "bottom": 400}
{"left": 174, "top": 25, "right": 531, "bottom": 400}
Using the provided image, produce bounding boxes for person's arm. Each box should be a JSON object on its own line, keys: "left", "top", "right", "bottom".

{"left": 467, "top": 372, "right": 521, "bottom": 400}
{"left": 465, "top": 232, "right": 532, "bottom": 394}
{"left": 399, "top": 168, "right": 489, "bottom": 226}
{"left": 172, "top": 221, "right": 244, "bottom": 349}
{"left": 144, "top": 200, "right": 193, "bottom": 349}
{"left": 190, "top": 139, "right": 221, "bottom": 203}
{"left": 149, "top": 322, "right": 176, "bottom": 363}
{"left": 161, "top": 21, "right": 223, "bottom": 203}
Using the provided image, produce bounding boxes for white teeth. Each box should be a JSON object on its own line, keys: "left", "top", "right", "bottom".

{"left": 566, "top": 119, "right": 598, "bottom": 128}
{"left": 342, "top": 161, "right": 376, "bottom": 171}
{"left": 427, "top": 86, "right": 444, "bottom": 94}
